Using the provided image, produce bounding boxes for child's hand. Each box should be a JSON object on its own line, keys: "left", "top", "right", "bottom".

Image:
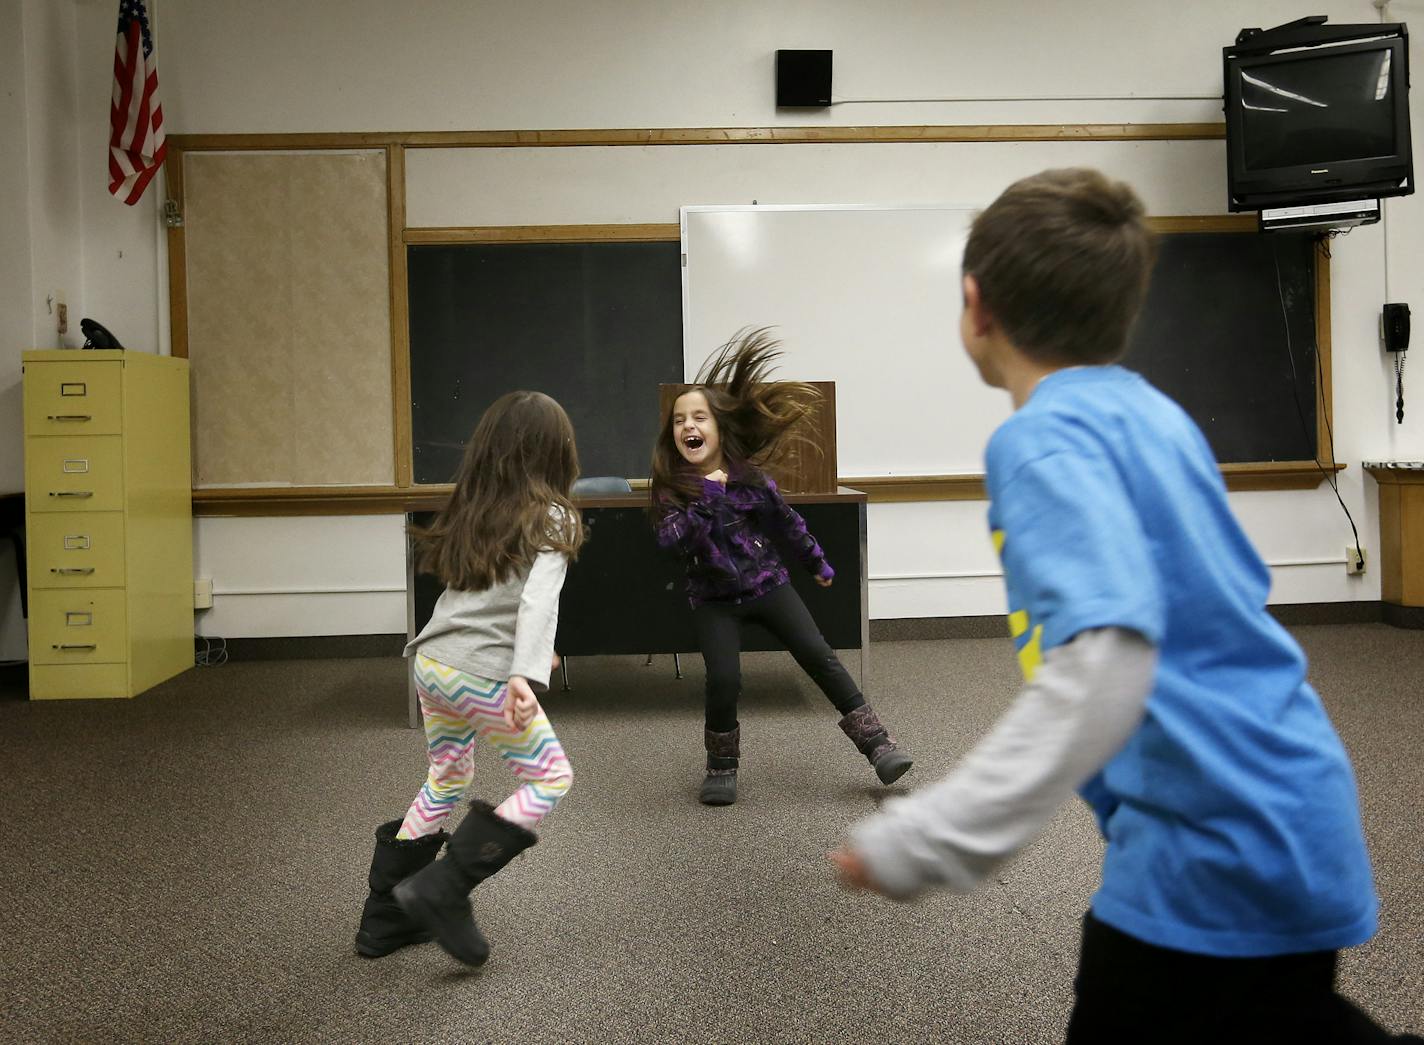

{"left": 550, "top": 651, "right": 561, "bottom": 671}
{"left": 706, "top": 469, "right": 728, "bottom": 486}
{"left": 829, "top": 846, "right": 880, "bottom": 894}
{"left": 815, "top": 575, "right": 833, "bottom": 587}
{"left": 504, "top": 676, "right": 540, "bottom": 732}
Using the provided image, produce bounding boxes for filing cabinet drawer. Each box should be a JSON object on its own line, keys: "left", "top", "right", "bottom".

{"left": 28, "top": 513, "right": 126, "bottom": 589}
{"left": 26, "top": 436, "right": 125, "bottom": 512}
{"left": 30, "top": 589, "right": 128, "bottom": 665}
{"left": 24, "top": 360, "right": 123, "bottom": 436}
{"left": 29, "top": 662, "right": 131, "bottom": 700}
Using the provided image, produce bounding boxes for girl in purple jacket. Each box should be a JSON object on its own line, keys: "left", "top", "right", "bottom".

{"left": 651, "top": 329, "right": 913, "bottom": 805}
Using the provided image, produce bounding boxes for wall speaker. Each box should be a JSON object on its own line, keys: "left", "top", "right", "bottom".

{"left": 776, "top": 50, "right": 832, "bottom": 108}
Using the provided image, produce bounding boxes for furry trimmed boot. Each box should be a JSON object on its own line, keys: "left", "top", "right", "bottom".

{"left": 839, "top": 704, "right": 913, "bottom": 785}
{"left": 699, "top": 726, "right": 740, "bottom": 806}
{"left": 354, "top": 819, "right": 448, "bottom": 958}
{"left": 391, "top": 800, "right": 537, "bottom": 967}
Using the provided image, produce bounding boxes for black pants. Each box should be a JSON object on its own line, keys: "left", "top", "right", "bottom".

{"left": 1067, "top": 912, "right": 1420, "bottom": 1044}
{"left": 693, "top": 583, "right": 863, "bottom": 733}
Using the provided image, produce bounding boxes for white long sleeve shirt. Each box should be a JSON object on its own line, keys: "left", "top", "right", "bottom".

{"left": 850, "top": 627, "right": 1157, "bottom": 900}
{"left": 404, "top": 548, "right": 568, "bottom": 692}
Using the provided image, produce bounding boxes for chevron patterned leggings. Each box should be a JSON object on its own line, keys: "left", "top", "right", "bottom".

{"left": 396, "top": 652, "right": 573, "bottom": 839}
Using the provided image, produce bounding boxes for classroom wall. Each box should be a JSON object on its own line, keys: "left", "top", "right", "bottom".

{"left": 29, "top": 0, "right": 1424, "bottom": 639}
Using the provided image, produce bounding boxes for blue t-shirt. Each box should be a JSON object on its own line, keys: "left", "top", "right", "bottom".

{"left": 986, "top": 365, "right": 1377, "bottom": 957}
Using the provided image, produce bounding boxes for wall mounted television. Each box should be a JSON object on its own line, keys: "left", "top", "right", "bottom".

{"left": 1224, "top": 16, "right": 1413, "bottom": 213}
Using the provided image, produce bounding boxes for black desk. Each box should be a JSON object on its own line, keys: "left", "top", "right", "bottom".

{"left": 405, "top": 488, "right": 868, "bottom": 726}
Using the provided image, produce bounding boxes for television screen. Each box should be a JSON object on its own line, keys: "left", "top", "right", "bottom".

{"left": 1239, "top": 48, "right": 1397, "bottom": 170}
{"left": 1224, "top": 29, "right": 1413, "bottom": 212}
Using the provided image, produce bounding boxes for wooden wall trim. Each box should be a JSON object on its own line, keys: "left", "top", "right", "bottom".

{"left": 1315, "top": 238, "right": 1335, "bottom": 469}
{"left": 404, "top": 224, "right": 682, "bottom": 244}
{"left": 387, "top": 145, "right": 413, "bottom": 488}
{"left": 168, "top": 123, "right": 1226, "bottom": 153}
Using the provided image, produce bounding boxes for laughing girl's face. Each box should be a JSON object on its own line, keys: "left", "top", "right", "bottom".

{"left": 671, "top": 390, "right": 723, "bottom": 475}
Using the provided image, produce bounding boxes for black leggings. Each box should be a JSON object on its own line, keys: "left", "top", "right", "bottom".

{"left": 693, "top": 583, "right": 864, "bottom": 733}
{"left": 1067, "top": 912, "right": 1420, "bottom": 1044}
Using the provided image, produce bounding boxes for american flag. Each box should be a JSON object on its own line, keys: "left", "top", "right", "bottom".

{"left": 109, "top": 0, "right": 166, "bottom": 205}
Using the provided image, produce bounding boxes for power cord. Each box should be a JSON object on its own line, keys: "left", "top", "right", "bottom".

{"left": 195, "top": 635, "right": 228, "bottom": 667}
{"left": 1273, "top": 237, "right": 1365, "bottom": 572}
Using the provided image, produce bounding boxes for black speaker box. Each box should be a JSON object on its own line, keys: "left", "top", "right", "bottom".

{"left": 776, "top": 50, "right": 832, "bottom": 107}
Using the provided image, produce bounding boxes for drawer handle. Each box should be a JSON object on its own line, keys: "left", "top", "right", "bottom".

{"left": 52, "top": 568, "right": 96, "bottom": 575}
{"left": 52, "top": 644, "right": 97, "bottom": 651}
{"left": 49, "top": 491, "right": 93, "bottom": 499}
{"left": 60, "top": 383, "right": 88, "bottom": 396}
{"left": 47, "top": 414, "right": 93, "bottom": 422}
{"left": 63, "top": 535, "right": 91, "bottom": 550}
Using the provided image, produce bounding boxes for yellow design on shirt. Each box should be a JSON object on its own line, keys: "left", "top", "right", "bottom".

{"left": 991, "top": 528, "right": 1006, "bottom": 555}
{"left": 1017, "top": 624, "right": 1044, "bottom": 681}
{"left": 1008, "top": 610, "right": 1029, "bottom": 638}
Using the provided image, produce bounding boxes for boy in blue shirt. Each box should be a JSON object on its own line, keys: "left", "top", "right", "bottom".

{"left": 831, "top": 168, "right": 1417, "bottom": 1043}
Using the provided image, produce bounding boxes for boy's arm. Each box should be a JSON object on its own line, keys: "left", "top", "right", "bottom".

{"left": 761, "top": 477, "right": 834, "bottom": 582}
{"left": 654, "top": 480, "right": 725, "bottom": 555}
{"left": 846, "top": 626, "right": 1156, "bottom": 900}
{"left": 508, "top": 549, "right": 570, "bottom": 693}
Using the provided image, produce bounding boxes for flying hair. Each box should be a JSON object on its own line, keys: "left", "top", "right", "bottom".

{"left": 649, "top": 327, "right": 822, "bottom": 511}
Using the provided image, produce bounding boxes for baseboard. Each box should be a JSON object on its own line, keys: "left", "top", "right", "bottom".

{"left": 1381, "top": 603, "right": 1424, "bottom": 629}
{"left": 213, "top": 635, "right": 406, "bottom": 660}
{"left": 208, "top": 602, "right": 1390, "bottom": 661}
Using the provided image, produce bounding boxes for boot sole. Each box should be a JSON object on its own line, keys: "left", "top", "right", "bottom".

{"left": 354, "top": 928, "right": 433, "bottom": 958}
{"left": 391, "top": 881, "right": 490, "bottom": 967}
{"left": 875, "top": 757, "right": 913, "bottom": 785}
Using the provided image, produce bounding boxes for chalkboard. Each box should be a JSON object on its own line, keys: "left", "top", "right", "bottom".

{"left": 408, "top": 242, "right": 683, "bottom": 484}
{"left": 409, "top": 226, "right": 1321, "bottom": 482}
{"left": 1124, "top": 232, "right": 1316, "bottom": 463}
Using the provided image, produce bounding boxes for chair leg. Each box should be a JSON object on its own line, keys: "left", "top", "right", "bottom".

{"left": 673, "top": 653, "right": 683, "bottom": 680}
{"left": 560, "top": 660, "right": 570, "bottom": 692}
{"left": 644, "top": 653, "right": 654, "bottom": 666}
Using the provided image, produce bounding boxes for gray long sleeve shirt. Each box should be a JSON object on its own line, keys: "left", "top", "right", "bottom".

{"left": 403, "top": 548, "right": 568, "bottom": 692}
{"left": 850, "top": 627, "right": 1157, "bottom": 899}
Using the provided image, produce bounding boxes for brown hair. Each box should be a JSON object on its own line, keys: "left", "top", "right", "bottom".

{"left": 649, "top": 327, "right": 821, "bottom": 510}
{"left": 962, "top": 168, "right": 1158, "bottom": 365}
{"left": 412, "top": 390, "right": 585, "bottom": 591}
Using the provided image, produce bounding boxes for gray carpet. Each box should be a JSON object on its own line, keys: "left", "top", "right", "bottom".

{"left": 1, "top": 624, "right": 1420, "bottom": 1044}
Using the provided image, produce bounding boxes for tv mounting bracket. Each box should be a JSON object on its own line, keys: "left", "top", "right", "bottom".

{"left": 1229, "top": 15, "right": 1408, "bottom": 67}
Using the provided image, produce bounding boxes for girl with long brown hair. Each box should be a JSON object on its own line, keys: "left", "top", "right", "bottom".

{"left": 651, "top": 329, "right": 914, "bottom": 805}
{"left": 355, "top": 390, "right": 584, "bottom": 968}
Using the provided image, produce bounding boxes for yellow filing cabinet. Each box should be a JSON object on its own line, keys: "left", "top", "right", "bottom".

{"left": 22, "top": 350, "right": 193, "bottom": 698}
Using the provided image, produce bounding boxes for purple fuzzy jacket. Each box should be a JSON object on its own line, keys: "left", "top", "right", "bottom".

{"left": 655, "top": 470, "right": 835, "bottom": 607}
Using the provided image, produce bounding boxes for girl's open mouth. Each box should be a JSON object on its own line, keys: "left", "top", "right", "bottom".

{"left": 683, "top": 435, "right": 705, "bottom": 450}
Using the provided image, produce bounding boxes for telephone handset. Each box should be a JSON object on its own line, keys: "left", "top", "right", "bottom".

{"left": 79, "top": 318, "right": 123, "bottom": 350}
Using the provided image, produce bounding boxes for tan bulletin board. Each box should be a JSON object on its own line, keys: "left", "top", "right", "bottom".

{"left": 183, "top": 150, "right": 394, "bottom": 487}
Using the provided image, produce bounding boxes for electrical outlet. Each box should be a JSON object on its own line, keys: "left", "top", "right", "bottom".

{"left": 194, "top": 578, "right": 214, "bottom": 609}
{"left": 1345, "top": 547, "right": 1367, "bottom": 575}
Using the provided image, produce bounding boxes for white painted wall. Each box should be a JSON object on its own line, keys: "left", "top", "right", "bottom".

{"left": 18, "top": 0, "right": 1423, "bottom": 638}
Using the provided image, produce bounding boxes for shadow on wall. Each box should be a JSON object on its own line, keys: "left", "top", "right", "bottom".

{"left": 0, "top": 375, "right": 26, "bottom": 663}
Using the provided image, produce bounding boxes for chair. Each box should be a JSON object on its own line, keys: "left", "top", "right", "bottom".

{"left": 561, "top": 476, "right": 682, "bottom": 689}
{"left": 571, "top": 476, "right": 633, "bottom": 495}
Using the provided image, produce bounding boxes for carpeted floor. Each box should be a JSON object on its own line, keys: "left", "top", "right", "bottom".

{"left": 1, "top": 624, "right": 1420, "bottom": 1044}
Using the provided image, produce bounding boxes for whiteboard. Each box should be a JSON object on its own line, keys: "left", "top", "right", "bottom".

{"left": 681, "top": 204, "right": 1013, "bottom": 477}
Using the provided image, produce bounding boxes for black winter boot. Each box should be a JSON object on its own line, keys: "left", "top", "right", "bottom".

{"left": 391, "top": 800, "right": 538, "bottom": 967}
{"left": 839, "top": 704, "right": 913, "bottom": 785}
{"left": 699, "top": 726, "right": 740, "bottom": 806}
{"left": 354, "top": 819, "right": 448, "bottom": 958}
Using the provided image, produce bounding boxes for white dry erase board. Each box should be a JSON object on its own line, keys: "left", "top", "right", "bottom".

{"left": 680, "top": 204, "right": 1011, "bottom": 477}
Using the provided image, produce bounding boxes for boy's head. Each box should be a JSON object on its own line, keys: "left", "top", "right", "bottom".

{"left": 961, "top": 168, "right": 1156, "bottom": 377}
